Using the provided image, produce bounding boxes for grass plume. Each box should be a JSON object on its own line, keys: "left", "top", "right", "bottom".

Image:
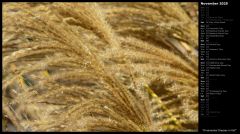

{"left": 2, "top": 2, "right": 198, "bottom": 132}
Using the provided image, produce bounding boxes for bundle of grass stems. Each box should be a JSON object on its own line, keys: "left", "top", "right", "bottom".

{"left": 2, "top": 2, "right": 198, "bottom": 132}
